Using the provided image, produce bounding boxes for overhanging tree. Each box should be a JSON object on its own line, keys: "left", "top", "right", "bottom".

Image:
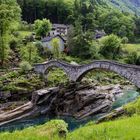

{"left": 0, "top": 0, "right": 21, "bottom": 67}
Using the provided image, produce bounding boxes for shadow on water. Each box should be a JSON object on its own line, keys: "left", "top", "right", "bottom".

{"left": 0, "top": 89, "right": 139, "bottom": 132}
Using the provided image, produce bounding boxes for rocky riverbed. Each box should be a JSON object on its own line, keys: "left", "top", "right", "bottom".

{"left": 0, "top": 82, "right": 136, "bottom": 126}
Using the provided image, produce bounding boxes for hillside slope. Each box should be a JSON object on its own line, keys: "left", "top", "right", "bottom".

{"left": 0, "top": 115, "right": 140, "bottom": 140}
{"left": 104, "top": 0, "right": 140, "bottom": 15}
{"left": 129, "top": 0, "right": 140, "bottom": 7}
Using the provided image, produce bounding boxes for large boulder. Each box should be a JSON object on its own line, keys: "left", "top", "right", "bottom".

{"left": 0, "top": 82, "right": 128, "bottom": 126}
{"left": 32, "top": 82, "right": 114, "bottom": 119}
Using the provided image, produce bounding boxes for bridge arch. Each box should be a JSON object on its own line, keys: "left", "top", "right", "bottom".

{"left": 75, "top": 61, "right": 140, "bottom": 88}
{"left": 76, "top": 68, "right": 131, "bottom": 84}
{"left": 44, "top": 66, "right": 69, "bottom": 85}
{"left": 34, "top": 60, "right": 71, "bottom": 76}
{"left": 44, "top": 64, "right": 68, "bottom": 76}
{"left": 34, "top": 60, "right": 140, "bottom": 88}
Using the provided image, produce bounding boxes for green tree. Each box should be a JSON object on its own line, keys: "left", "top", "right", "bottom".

{"left": 73, "top": 0, "right": 97, "bottom": 31}
{"left": 69, "top": 21, "right": 99, "bottom": 59}
{"left": 17, "top": 0, "right": 73, "bottom": 24}
{"left": 100, "top": 34, "right": 122, "bottom": 59}
{"left": 51, "top": 38, "right": 60, "bottom": 59}
{"left": 99, "top": 10, "right": 135, "bottom": 39}
{"left": 19, "top": 61, "right": 32, "bottom": 73}
{"left": 20, "top": 42, "right": 41, "bottom": 64}
{"left": 0, "top": 0, "right": 21, "bottom": 67}
{"left": 71, "top": 32, "right": 98, "bottom": 59}
{"left": 134, "top": 17, "right": 140, "bottom": 36}
{"left": 34, "top": 18, "right": 52, "bottom": 37}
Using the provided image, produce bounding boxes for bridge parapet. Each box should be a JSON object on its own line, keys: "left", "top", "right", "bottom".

{"left": 34, "top": 60, "right": 140, "bottom": 88}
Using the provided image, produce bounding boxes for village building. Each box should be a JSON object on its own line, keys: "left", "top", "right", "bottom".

{"left": 41, "top": 24, "right": 70, "bottom": 52}
{"left": 41, "top": 34, "right": 66, "bottom": 52}
{"left": 49, "top": 24, "right": 70, "bottom": 36}
{"left": 94, "top": 30, "right": 106, "bottom": 39}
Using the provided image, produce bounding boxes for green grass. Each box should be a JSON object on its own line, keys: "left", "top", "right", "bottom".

{"left": 46, "top": 68, "right": 69, "bottom": 87}
{"left": 18, "top": 31, "right": 32, "bottom": 38}
{"left": 1, "top": 115, "right": 140, "bottom": 140}
{"left": 0, "top": 71, "right": 45, "bottom": 92}
{"left": 0, "top": 120, "right": 68, "bottom": 140}
{"left": 124, "top": 97, "right": 140, "bottom": 116}
{"left": 68, "top": 115, "right": 140, "bottom": 140}
{"left": 85, "top": 70, "right": 128, "bottom": 85}
{"left": 123, "top": 43, "right": 140, "bottom": 55}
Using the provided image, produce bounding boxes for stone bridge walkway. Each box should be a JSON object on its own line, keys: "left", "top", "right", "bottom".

{"left": 34, "top": 60, "right": 140, "bottom": 88}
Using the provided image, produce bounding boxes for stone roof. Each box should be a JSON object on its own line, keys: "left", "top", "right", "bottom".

{"left": 95, "top": 30, "right": 106, "bottom": 39}
{"left": 52, "top": 24, "right": 69, "bottom": 29}
{"left": 41, "top": 34, "right": 66, "bottom": 42}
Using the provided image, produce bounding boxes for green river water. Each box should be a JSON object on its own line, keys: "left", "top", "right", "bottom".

{"left": 0, "top": 89, "right": 139, "bottom": 132}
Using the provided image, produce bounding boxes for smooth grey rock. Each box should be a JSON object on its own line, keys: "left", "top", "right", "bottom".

{"left": 96, "top": 107, "right": 125, "bottom": 123}
{"left": 0, "top": 82, "right": 132, "bottom": 126}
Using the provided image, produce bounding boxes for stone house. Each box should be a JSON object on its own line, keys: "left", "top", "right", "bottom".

{"left": 95, "top": 30, "right": 106, "bottom": 39}
{"left": 49, "top": 24, "right": 70, "bottom": 36}
{"left": 41, "top": 34, "right": 66, "bottom": 52}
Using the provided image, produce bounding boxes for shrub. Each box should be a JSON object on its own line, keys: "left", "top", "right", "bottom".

{"left": 51, "top": 38, "right": 61, "bottom": 59}
{"left": 35, "top": 41, "right": 44, "bottom": 56}
{"left": 0, "top": 70, "right": 45, "bottom": 92}
{"left": 125, "top": 52, "right": 140, "bottom": 65}
{"left": 100, "top": 34, "right": 122, "bottom": 59}
{"left": 9, "top": 39, "right": 18, "bottom": 50}
{"left": 124, "top": 97, "right": 140, "bottom": 116}
{"left": 20, "top": 42, "right": 42, "bottom": 64}
{"left": 36, "top": 42, "right": 53, "bottom": 60}
{"left": 19, "top": 61, "right": 32, "bottom": 72}
{"left": 121, "top": 37, "right": 129, "bottom": 44}
{"left": 46, "top": 120, "right": 68, "bottom": 136}
{"left": 47, "top": 68, "right": 69, "bottom": 87}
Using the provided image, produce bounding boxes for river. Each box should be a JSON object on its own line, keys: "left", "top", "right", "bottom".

{"left": 0, "top": 88, "right": 139, "bottom": 132}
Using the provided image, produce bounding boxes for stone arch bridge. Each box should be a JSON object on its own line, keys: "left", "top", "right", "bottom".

{"left": 34, "top": 60, "right": 140, "bottom": 88}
